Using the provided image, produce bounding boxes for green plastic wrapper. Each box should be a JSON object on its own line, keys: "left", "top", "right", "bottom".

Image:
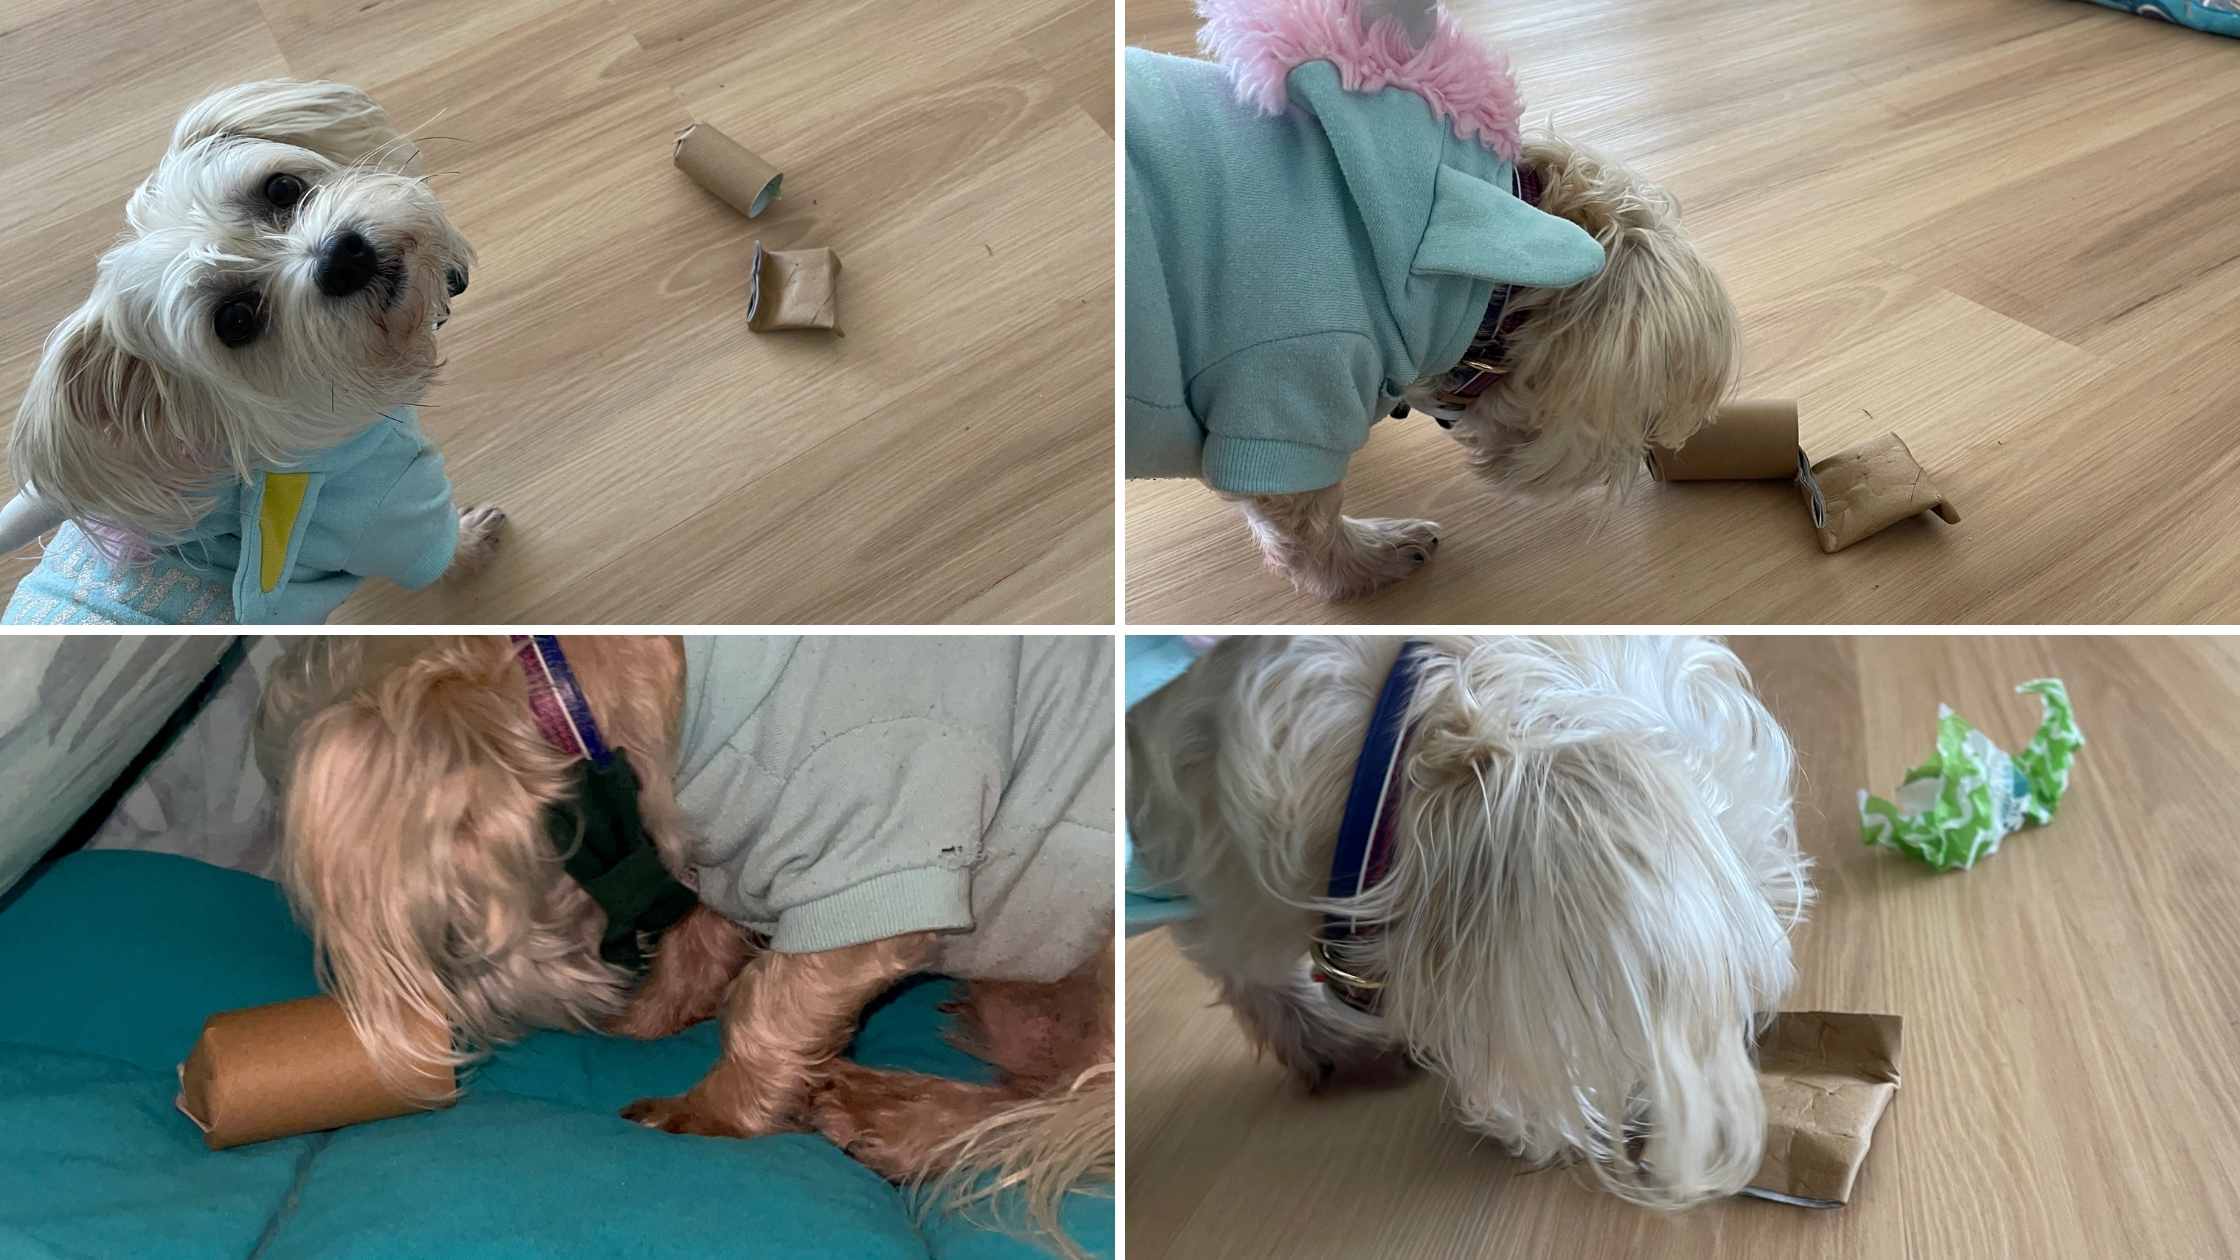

{"left": 1859, "top": 679, "right": 2084, "bottom": 871}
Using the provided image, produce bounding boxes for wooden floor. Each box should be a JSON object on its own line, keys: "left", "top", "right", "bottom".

{"left": 1126, "top": 636, "right": 2240, "bottom": 1258}
{"left": 1124, "top": 0, "right": 2240, "bottom": 624}
{"left": 0, "top": 0, "right": 1113, "bottom": 624}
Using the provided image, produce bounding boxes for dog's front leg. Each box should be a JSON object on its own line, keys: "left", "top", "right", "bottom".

{"left": 442, "top": 505, "right": 507, "bottom": 579}
{"left": 607, "top": 905, "right": 757, "bottom": 1040}
{"left": 1202, "top": 956, "right": 1415, "bottom": 1093}
{"left": 1226, "top": 486, "right": 1439, "bottom": 601}
{"left": 621, "top": 932, "right": 936, "bottom": 1138}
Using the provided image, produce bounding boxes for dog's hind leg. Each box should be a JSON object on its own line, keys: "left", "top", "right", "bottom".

{"left": 621, "top": 931, "right": 936, "bottom": 1138}
{"left": 808, "top": 1065, "right": 1035, "bottom": 1180}
{"left": 1228, "top": 486, "right": 1439, "bottom": 601}
{"left": 808, "top": 954, "right": 1116, "bottom": 1260}
{"left": 807, "top": 940, "right": 1116, "bottom": 1176}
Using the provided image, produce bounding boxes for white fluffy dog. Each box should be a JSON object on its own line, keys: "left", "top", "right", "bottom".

{"left": 1127, "top": 635, "right": 1810, "bottom": 1206}
{"left": 0, "top": 80, "right": 499, "bottom": 624}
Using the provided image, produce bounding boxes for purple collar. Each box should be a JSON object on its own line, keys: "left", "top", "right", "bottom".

{"left": 512, "top": 634, "right": 612, "bottom": 764}
{"left": 1419, "top": 164, "right": 1547, "bottom": 426}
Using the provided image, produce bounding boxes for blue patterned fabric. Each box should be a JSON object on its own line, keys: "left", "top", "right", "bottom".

{"left": 3, "top": 521, "right": 238, "bottom": 624}
{"left": 2086, "top": 0, "right": 2240, "bottom": 36}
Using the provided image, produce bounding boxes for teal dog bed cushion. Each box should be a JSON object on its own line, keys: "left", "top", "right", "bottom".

{"left": 0, "top": 851, "right": 1111, "bottom": 1260}
{"left": 2085, "top": 0, "right": 2240, "bottom": 35}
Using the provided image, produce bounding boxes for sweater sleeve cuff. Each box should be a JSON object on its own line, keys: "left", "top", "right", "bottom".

{"left": 769, "top": 866, "right": 974, "bottom": 953}
{"left": 1200, "top": 435, "right": 1352, "bottom": 495}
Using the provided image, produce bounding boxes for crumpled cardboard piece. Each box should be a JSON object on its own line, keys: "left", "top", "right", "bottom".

{"left": 176, "top": 995, "right": 452, "bottom": 1150}
{"left": 673, "top": 122, "right": 782, "bottom": 219}
{"left": 747, "top": 241, "right": 843, "bottom": 333}
{"left": 1804, "top": 432, "right": 1959, "bottom": 554}
{"left": 1647, "top": 400, "right": 1802, "bottom": 481}
{"left": 1743, "top": 1011, "right": 1903, "bottom": 1207}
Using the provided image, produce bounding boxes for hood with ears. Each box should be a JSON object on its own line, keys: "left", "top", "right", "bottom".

{"left": 1198, "top": 0, "right": 1603, "bottom": 296}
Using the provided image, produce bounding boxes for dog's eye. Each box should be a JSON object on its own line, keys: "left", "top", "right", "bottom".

{"left": 214, "top": 294, "right": 262, "bottom": 348}
{"left": 263, "top": 172, "right": 306, "bottom": 210}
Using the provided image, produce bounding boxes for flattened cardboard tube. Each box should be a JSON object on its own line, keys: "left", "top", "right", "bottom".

{"left": 747, "top": 241, "right": 843, "bottom": 333}
{"left": 1647, "top": 400, "right": 1800, "bottom": 481}
{"left": 673, "top": 122, "right": 782, "bottom": 219}
{"left": 1804, "top": 432, "right": 1960, "bottom": 554}
{"left": 1742, "top": 1011, "right": 1903, "bottom": 1208}
{"left": 176, "top": 995, "right": 453, "bottom": 1150}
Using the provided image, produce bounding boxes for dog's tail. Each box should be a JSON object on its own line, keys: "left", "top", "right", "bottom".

{"left": 913, "top": 1062, "right": 1117, "bottom": 1260}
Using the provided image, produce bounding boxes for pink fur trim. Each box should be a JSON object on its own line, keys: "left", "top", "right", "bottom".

{"left": 1197, "top": 0, "right": 1522, "bottom": 160}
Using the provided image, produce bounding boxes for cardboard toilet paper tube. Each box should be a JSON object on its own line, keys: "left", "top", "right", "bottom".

{"left": 1647, "top": 400, "right": 1801, "bottom": 481}
{"left": 747, "top": 241, "right": 843, "bottom": 333}
{"left": 1804, "top": 432, "right": 1961, "bottom": 554}
{"left": 1743, "top": 1011, "right": 1903, "bottom": 1208}
{"left": 673, "top": 122, "right": 782, "bottom": 218}
{"left": 176, "top": 995, "right": 453, "bottom": 1150}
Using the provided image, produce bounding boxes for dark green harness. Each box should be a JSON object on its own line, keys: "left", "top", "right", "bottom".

{"left": 543, "top": 756, "right": 698, "bottom": 972}
{"left": 514, "top": 635, "right": 697, "bottom": 973}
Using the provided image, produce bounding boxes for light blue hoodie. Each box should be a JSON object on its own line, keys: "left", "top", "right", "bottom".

{"left": 3, "top": 407, "right": 457, "bottom": 625}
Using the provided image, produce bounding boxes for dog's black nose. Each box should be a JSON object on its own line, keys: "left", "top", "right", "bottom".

{"left": 1435, "top": 416, "right": 1454, "bottom": 429}
{"left": 445, "top": 266, "right": 468, "bottom": 297}
{"left": 314, "top": 230, "right": 379, "bottom": 298}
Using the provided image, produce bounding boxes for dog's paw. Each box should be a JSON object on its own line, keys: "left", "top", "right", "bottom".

{"left": 460, "top": 503, "right": 507, "bottom": 543}
{"left": 1291, "top": 517, "right": 1440, "bottom": 601}
{"left": 805, "top": 1077, "right": 870, "bottom": 1151}
{"left": 1312, "top": 1045, "right": 1421, "bottom": 1093}
{"left": 444, "top": 504, "right": 507, "bottom": 580}
{"left": 1359, "top": 517, "right": 1440, "bottom": 567}
{"left": 806, "top": 1066, "right": 914, "bottom": 1179}
{"left": 621, "top": 1093, "right": 748, "bottom": 1138}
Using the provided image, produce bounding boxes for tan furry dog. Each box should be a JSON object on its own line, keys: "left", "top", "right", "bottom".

{"left": 1127, "top": 636, "right": 1809, "bottom": 1205}
{"left": 260, "top": 636, "right": 1114, "bottom": 1251}
{"left": 1125, "top": 0, "right": 1738, "bottom": 600}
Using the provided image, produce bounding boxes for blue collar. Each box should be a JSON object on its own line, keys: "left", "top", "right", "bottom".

{"left": 1312, "top": 639, "right": 1428, "bottom": 1011}
{"left": 513, "top": 634, "right": 612, "bottom": 763}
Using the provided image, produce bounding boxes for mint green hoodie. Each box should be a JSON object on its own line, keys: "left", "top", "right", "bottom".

{"left": 674, "top": 637, "right": 1113, "bottom": 983}
{"left": 1124, "top": 48, "right": 1606, "bottom": 495}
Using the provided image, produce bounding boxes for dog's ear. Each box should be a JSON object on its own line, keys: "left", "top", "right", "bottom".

{"left": 19, "top": 302, "right": 166, "bottom": 443}
{"left": 8, "top": 300, "right": 200, "bottom": 532}
{"left": 169, "top": 80, "right": 418, "bottom": 174}
{"left": 10, "top": 298, "right": 243, "bottom": 540}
